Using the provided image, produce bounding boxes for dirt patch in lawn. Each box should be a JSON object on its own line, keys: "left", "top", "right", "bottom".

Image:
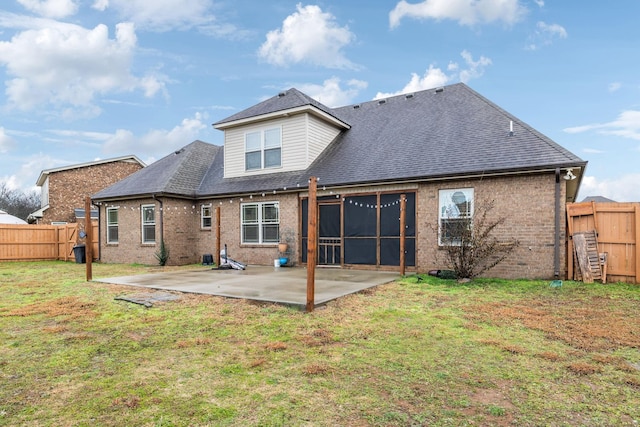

{"left": 1, "top": 296, "right": 97, "bottom": 320}
{"left": 466, "top": 295, "right": 640, "bottom": 351}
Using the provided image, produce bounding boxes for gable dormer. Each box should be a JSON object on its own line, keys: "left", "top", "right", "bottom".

{"left": 213, "top": 89, "right": 350, "bottom": 179}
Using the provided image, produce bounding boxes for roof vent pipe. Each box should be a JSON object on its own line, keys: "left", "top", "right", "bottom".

{"left": 435, "top": 87, "right": 444, "bottom": 93}
{"left": 509, "top": 120, "right": 514, "bottom": 137}
{"left": 405, "top": 93, "right": 414, "bottom": 99}
{"left": 278, "top": 91, "right": 286, "bottom": 97}
{"left": 378, "top": 99, "right": 386, "bottom": 105}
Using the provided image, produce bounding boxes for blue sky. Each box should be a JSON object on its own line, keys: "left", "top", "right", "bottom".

{"left": 0, "top": 0, "right": 638, "bottom": 201}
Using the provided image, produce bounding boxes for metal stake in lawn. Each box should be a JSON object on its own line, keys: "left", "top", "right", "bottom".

{"left": 306, "top": 176, "right": 317, "bottom": 313}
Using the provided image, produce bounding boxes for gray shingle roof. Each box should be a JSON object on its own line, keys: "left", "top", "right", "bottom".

{"left": 94, "top": 83, "right": 586, "bottom": 201}
{"left": 213, "top": 88, "right": 348, "bottom": 128}
{"left": 92, "top": 140, "right": 221, "bottom": 200}
{"left": 305, "top": 83, "right": 584, "bottom": 187}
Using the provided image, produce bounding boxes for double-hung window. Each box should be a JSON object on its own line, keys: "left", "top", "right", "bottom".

{"left": 241, "top": 202, "right": 279, "bottom": 244}
{"left": 201, "top": 204, "right": 212, "bottom": 229}
{"left": 107, "top": 207, "right": 118, "bottom": 244}
{"left": 438, "top": 188, "right": 474, "bottom": 246}
{"left": 245, "top": 127, "right": 281, "bottom": 171}
{"left": 141, "top": 204, "right": 156, "bottom": 244}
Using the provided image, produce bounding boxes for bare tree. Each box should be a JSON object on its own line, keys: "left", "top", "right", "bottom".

{"left": 440, "top": 199, "right": 519, "bottom": 279}
{"left": 0, "top": 182, "right": 41, "bottom": 222}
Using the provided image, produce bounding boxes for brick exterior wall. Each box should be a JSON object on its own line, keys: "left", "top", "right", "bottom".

{"left": 98, "top": 173, "right": 567, "bottom": 278}
{"left": 42, "top": 161, "right": 143, "bottom": 224}
{"left": 415, "top": 173, "right": 565, "bottom": 279}
{"left": 194, "top": 193, "right": 300, "bottom": 266}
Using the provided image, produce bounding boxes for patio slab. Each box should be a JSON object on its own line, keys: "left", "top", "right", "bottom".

{"left": 95, "top": 266, "right": 400, "bottom": 308}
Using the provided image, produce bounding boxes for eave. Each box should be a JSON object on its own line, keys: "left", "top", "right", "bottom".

{"left": 213, "top": 105, "right": 351, "bottom": 131}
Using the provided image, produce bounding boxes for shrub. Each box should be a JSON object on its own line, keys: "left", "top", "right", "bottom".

{"left": 154, "top": 240, "right": 170, "bottom": 266}
{"left": 440, "top": 199, "right": 519, "bottom": 279}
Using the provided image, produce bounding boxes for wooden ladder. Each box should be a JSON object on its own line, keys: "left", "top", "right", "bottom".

{"left": 572, "top": 230, "right": 606, "bottom": 283}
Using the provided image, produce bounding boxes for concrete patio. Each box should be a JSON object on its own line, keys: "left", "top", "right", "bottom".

{"left": 95, "top": 265, "right": 401, "bottom": 308}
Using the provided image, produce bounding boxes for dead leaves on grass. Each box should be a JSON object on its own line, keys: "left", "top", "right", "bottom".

{"left": 467, "top": 297, "right": 640, "bottom": 351}
{"left": 1, "top": 296, "right": 97, "bottom": 320}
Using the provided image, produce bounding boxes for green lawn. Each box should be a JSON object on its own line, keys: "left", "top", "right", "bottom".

{"left": 1, "top": 261, "right": 639, "bottom": 426}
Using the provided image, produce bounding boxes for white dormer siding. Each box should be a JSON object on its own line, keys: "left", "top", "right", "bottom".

{"left": 222, "top": 112, "right": 342, "bottom": 178}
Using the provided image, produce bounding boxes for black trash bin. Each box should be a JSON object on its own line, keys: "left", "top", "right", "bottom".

{"left": 73, "top": 244, "right": 86, "bottom": 264}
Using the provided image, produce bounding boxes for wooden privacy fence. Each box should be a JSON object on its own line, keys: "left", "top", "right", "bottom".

{"left": 0, "top": 222, "right": 98, "bottom": 262}
{"left": 567, "top": 201, "right": 640, "bottom": 284}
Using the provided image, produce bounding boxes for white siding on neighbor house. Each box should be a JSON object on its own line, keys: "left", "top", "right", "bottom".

{"left": 41, "top": 178, "right": 49, "bottom": 207}
{"left": 307, "top": 114, "right": 341, "bottom": 165}
{"left": 223, "top": 113, "right": 342, "bottom": 178}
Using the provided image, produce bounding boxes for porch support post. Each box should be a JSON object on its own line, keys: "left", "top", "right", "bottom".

{"left": 85, "top": 196, "right": 93, "bottom": 282}
{"left": 215, "top": 206, "right": 221, "bottom": 267}
{"left": 306, "top": 177, "right": 318, "bottom": 313}
{"left": 400, "top": 193, "right": 406, "bottom": 276}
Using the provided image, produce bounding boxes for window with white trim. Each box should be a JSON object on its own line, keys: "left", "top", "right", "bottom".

{"left": 201, "top": 204, "right": 212, "bottom": 229}
{"left": 245, "top": 127, "right": 281, "bottom": 171}
{"left": 438, "top": 188, "right": 474, "bottom": 246}
{"left": 241, "top": 202, "right": 279, "bottom": 244}
{"left": 141, "top": 204, "right": 156, "bottom": 244}
{"left": 107, "top": 207, "right": 118, "bottom": 244}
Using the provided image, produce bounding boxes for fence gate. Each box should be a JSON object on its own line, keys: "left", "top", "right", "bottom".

{"left": 567, "top": 201, "right": 640, "bottom": 284}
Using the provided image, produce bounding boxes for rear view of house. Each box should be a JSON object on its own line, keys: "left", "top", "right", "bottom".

{"left": 92, "top": 83, "right": 586, "bottom": 279}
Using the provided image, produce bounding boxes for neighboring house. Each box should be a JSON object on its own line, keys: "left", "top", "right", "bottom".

{"left": 581, "top": 196, "right": 616, "bottom": 203}
{"left": 0, "top": 209, "right": 27, "bottom": 224}
{"left": 30, "top": 156, "right": 145, "bottom": 225}
{"left": 92, "top": 83, "right": 586, "bottom": 279}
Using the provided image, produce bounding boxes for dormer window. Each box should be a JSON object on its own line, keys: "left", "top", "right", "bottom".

{"left": 245, "top": 127, "right": 282, "bottom": 171}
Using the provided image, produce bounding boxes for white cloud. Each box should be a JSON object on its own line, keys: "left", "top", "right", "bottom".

{"left": 389, "top": 0, "right": 527, "bottom": 28}
{"left": 458, "top": 50, "right": 492, "bottom": 82}
{"left": 564, "top": 110, "right": 640, "bottom": 140}
{"left": 533, "top": 0, "right": 544, "bottom": 7}
{"left": 608, "top": 82, "right": 621, "bottom": 92}
{"left": 47, "top": 129, "right": 113, "bottom": 141}
{"left": 583, "top": 148, "right": 604, "bottom": 154}
{"left": 17, "top": 0, "right": 78, "bottom": 19}
{"left": 374, "top": 50, "right": 491, "bottom": 98}
{"left": 258, "top": 4, "right": 357, "bottom": 69}
{"left": 295, "top": 77, "right": 368, "bottom": 108}
{"left": 0, "top": 127, "right": 16, "bottom": 153}
{"left": 102, "top": 112, "right": 208, "bottom": 157}
{"left": 97, "top": 0, "right": 214, "bottom": 32}
{"left": 0, "top": 20, "right": 167, "bottom": 116}
{"left": 526, "top": 21, "right": 567, "bottom": 50}
{"left": 92, "top": 0, "right": 109, "bottom": 11}
{"left": 1, "top": 152, "right": 64, "bottom": 191}
{"left": 579, "top": 174, "right": 640, "bottom": 202}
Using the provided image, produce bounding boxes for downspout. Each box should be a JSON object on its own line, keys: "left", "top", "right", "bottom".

{"left": 554, "top": 168, "right": 560, "bottom": 279}
{"left": 95, "top": 200, "right": 101, "bottom": 262}
{"left": 153, "top": 195, "right": 163, "bottom": 244}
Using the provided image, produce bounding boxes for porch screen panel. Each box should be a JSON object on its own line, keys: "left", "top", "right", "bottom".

{"left": 380, "top": 237, "right": 416, "bottom": 266}
{"left": 344, "top": 195, "right": 377, "bottom": 237}
{"left": 319, "top": 204, "right": 340, "bottom": 238}
{"left": 380, "top": 193, "right": 416, "bottom": 236}
{"left": 344, "top": 238, "right": 376, "bottom": 265}
{"left": 380, "top": 192, "right": 416, "bottom": 266}
{"left": 344, "top": 195, "right": 377, "bottom": 265}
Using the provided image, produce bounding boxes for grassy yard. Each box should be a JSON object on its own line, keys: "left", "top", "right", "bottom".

{"left": 1, "top": 261, "right": 639, "bottom": 426}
